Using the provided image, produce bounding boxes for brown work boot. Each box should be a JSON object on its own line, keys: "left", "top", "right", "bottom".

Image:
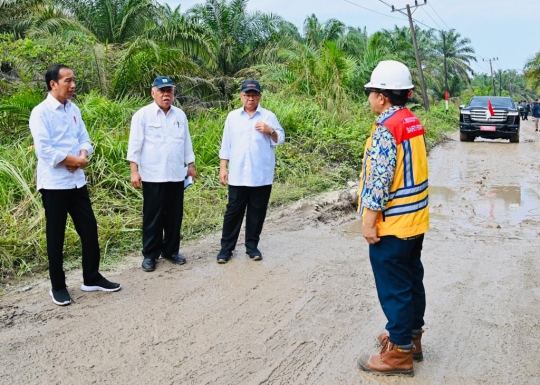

{"left": 378, "top": 330, "right": 423, "bottom": 362}
{"left": 357, "top": 340, "right": 414, "bottom": 377}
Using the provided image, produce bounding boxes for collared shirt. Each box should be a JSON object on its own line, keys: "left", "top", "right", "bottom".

{"left": 127, "top": 102, "right": 195, "bottom": 182}
{"left": 29, "top": 93, "right": 93, "bottom": 190}
{"left": 361, "top": 106, "right": 402, "bottom": 211}
{"left": 219, "top": 104, "right": 285, "bottom": 187}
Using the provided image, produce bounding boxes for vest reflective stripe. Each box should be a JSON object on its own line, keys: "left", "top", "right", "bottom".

{"left": 388, "top": 179, "right": 429, "bottom": 201}
{"left": 403, "top": 139, "right": 414, "bottom": 187}
{"left": 384, "top": 196, "right": 429, "bottom": 217}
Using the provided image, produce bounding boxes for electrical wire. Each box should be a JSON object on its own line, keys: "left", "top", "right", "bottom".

{"left": 421, "top": 6, "right": 442, "bottom": 30}
{"left": 376, "top": 0, "right": 435, "bottom": 30}
{"left": 342, "top": 0, "right": 405, "bottom": 21}
{"left": 428, "top": 0, "right": 451, "bottom": 29}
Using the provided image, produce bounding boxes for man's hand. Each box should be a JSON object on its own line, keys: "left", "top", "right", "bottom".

{"left": 255, "top": 121, "right": 272, "bottom": 135}
{"left": 187, "top": 164, "right": 196, "bottom": 179}
{"left": 62, "top": 154, "right": 88, "bottom": 171}
{"left": 131, "top": 170, "right": 142, "bottom": 188}
{"left": 219, "top": 159, "right": 228, "bottom": 186}
{"left": 363, "top": 224, "right": 380, "bottom": 245}
{"left": 219, "top": 169, "right": 228, "bottom": 186}
{"left": 77, "top": 155, "right": 89, "bottom": 169}
{"left": 363, "top": 209, "right": 381, "bottom": 245}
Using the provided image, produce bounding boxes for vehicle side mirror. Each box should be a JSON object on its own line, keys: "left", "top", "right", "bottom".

{"left": 459, "top": 105, "right": 465, "bottom": 110}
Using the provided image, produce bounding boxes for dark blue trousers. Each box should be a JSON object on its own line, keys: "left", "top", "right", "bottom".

{"left": 369, "top": 234, "right": 426, "bottom": 346}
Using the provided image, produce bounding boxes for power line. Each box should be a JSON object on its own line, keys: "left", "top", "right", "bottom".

{"left": 342, "top": 0, "right": 405, "bottom": 21}
{"left": 421, "top": 7, "right": 442, "bottom": 30}
{"left": 428, "top": 1, "right": 451, "bottom": 29}
{"left": 378, "top": 0, "right": 435, "bottom": 30}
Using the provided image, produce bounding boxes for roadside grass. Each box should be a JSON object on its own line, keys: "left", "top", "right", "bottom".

{"left": 0, "top": 93, "right": 458, "bottom": 285}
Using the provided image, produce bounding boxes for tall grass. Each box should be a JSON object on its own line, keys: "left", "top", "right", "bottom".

{"left": 0, "top": 92, "right": 458, "bottom": 283}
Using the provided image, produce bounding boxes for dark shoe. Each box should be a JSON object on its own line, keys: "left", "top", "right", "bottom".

{"left": 247, "top": 252, "right": 262, "bottom": 261}
{"left": 217, "top": 252, "right": 231, "bottom": 264}
{"left": 50, "top": 288, "right": 71, "bottom": 306}
{"left": 162, "top": 254, "right": 186, "bottom": 265}
{"left": 142, "top": 257, "right": 156, "bottom": 272}
{"left": 81, "top": 277, "right": 122, "bottom": 292}
{"left": 357, "top": 340, "right": 414, "bottom": 377}
{"left": 378, "top": 330, "right": 423, "bottom": 362}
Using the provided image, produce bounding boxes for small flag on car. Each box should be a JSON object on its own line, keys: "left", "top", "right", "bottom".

{"left": 485, "top": 99, "right": 495, "bottom": 120}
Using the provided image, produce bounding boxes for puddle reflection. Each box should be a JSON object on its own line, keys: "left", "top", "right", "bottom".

{"left": 430, "top": 184, "right": 540, "bottom": 223}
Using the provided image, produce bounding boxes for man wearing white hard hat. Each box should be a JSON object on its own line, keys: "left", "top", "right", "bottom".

{"left": 356, "top": 60, "right": 429, "bottom": 377}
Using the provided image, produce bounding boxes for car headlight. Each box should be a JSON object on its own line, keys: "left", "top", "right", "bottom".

{"left": 507, "top": 112, "right": 519, "bottom": 116}
{"left": 460, "top": 110, "right": 471, "bottom": 115}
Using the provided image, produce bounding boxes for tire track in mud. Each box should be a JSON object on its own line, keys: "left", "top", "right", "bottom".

{"left": 1, "top": 125, "right": 540, "bottom": 384}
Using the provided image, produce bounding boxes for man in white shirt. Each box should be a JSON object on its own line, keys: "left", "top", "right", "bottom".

{"left": 217, "top": 79, "right": 285, "bottom": 263}
{"left": 127, "top": 76, "right": 196, "bottom": 272}
{"left": 29, "top": 64, "right": 121, "bottom": 306}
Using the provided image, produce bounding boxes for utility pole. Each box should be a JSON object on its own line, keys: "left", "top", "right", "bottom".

{"left": 499, "top": 71, "right": 502, "bottom": 96}
{"left": 391, "top": 1, "right": 430, "bottom": 111}
{"left": 442, "top": 30, "right": 449, "bottom": 114}
{"left": 483, "top": 57, "right": 498, "bottom": 96}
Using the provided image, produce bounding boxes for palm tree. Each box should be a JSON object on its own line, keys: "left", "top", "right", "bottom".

{"left": 430, "top": 29, "right": 476, "bottom": 91}
{"left": 58, "top": 0, "right": 158, "bottom": 44}
{"left": 302, "top": 14, "right": 345, "bottom": 47}
{"left": 524, "top": 51, "right": 540, "bottom": 93}
{"left": 188, "top": 0, "right": 283, "bottom": 101}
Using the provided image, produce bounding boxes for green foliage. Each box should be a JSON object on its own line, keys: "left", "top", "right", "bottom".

{"left": 0, "top": 90, "right": 457, "bottom": 282}
{"left": 0, "top": 33, "right": 102, "bottom": 93}
{"left": 0, "top": 0, "right": 474, "bottom": 283}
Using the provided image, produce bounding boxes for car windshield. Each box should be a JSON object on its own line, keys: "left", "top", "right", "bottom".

{"left": 468, "top": 97, "right": 514, "bottom": 108}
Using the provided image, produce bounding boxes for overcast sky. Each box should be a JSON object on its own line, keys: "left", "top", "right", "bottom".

{"left": 165, "top": 0, "right": 540, "bottom": 75}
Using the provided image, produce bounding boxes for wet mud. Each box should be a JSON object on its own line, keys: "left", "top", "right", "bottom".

{"left": 1, "top": 121, "right": 539, "bottom": 384}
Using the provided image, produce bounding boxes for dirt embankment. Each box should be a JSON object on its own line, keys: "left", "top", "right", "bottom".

{"left": 1, "top": 121, "right": 539, "bottom": 384}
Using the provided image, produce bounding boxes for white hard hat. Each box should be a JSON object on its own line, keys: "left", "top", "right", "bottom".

{"left": 364, "top": 60, "right": 414, "bottom": 90}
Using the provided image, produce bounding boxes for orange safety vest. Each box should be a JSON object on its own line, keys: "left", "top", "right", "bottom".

{"left": 358, "top": 107, "right": 429, "bottom": 238}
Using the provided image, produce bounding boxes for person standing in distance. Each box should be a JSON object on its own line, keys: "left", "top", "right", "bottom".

{"left": 216, "top": 79, "right": 285, "bottom": 263}
{"left": 531, "top": 100, "right": 540, "bottom": 131}
{"left": 29, "top": 64, "right": 121, "bottom": 306}
{"left": 356, "top": 60, "right": 429, "bottom": 377}
{"left": 127, "top": 76, "right": 196, "bottom": 272}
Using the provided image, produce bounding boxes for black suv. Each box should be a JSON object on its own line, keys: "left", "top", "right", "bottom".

{"left": 459, "top": 96, "right": 520, "bottom": 143}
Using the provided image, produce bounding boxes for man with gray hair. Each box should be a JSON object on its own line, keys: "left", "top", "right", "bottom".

{"left": 30, "top": 64, "right": 121, "bottom": 306}
{"left": 127, "top": 76, "right": 196, "bottom": 272}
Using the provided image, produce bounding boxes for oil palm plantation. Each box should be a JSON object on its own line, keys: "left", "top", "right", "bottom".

{"left": 429, "top": 29, "right": 476, "bottom": 91}
{"left": 188, "top": 0, "right": 284, "bottom": 101}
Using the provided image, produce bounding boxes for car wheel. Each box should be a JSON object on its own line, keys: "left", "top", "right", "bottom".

{"left": 510, "top": 132, "right": 519, "bottom": 143}
{"left": 460, "top": 132, "right": 472, "bottom": 142}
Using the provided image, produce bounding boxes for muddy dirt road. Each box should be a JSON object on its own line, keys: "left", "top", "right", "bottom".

{"left": 1, "top": 121, "right": 540, "bottom": 385}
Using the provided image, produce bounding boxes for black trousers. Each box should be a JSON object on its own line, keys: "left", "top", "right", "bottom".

{"left": 40, "top": 186, "right": 102, "bottom": 290}
{"left": 142, "top": 181, "right": 184, "bottom": 260}
{"left": 220, "top": 185, "right": 272, "bottom": 255}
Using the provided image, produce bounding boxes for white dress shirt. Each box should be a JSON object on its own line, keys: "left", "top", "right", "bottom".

{"left": 29, "top": 94, "right": 93, "bottom": 190}
{"left": 127, "top": 102, "right": 195, "bottom": 182}
{"left": 219, "top": 105, "right": 285, "bottom": 187}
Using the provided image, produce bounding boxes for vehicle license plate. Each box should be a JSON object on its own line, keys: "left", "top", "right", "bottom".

{"left": 480, "top": 126, "right": 496, "bottom": 131}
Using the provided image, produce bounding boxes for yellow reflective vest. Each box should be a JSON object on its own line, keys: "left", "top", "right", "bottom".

{"left": 358, "top": 107, "right": 429, "bottom": 238}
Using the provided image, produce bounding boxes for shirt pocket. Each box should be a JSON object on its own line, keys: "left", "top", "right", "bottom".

{"left": 170, "top": 121, "right": 185, "bottom": 141}
{"left": 145, "top": 123, "right": 163, "bottom": 141}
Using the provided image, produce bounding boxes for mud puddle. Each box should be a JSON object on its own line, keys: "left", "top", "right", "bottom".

{"left": 430, "top": 183, "right": 540, "bottom": 224}
{"left": 1, "top": 123, "right": 540, "bottom": 384}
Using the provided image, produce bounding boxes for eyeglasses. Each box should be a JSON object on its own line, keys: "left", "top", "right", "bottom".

{"left": 364, "top": 88, "right": 381, "bottom": 97}
{"left": 242, "top": 93, "right": 261, "bottom": 100}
